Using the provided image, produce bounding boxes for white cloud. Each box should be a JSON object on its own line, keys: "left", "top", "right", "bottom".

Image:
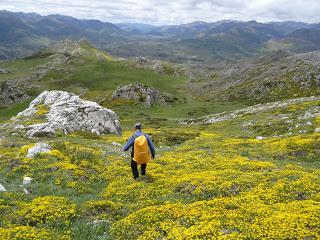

{"left": 0, "top": 0, "right": 319, "bottom": 24}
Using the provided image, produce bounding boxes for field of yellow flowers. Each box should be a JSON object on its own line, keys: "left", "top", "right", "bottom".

{"left": 0, "top": 99, "right": 320, "bottom": 239}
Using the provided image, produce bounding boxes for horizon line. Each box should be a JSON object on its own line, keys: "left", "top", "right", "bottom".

{"left": 1, "top": 9, "right": 319, "bottom": 26}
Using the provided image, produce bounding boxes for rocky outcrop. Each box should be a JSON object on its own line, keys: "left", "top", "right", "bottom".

{"left": 0, "top": 81, "right": 29, "bottom": 105}
{"left": 183, "top": 96, "right": 320, "bottom": 124}
{"left": 41, "top": 39, "right": 84, "bottom": 56}
{"left": 131, "top": 57, "right": 185, "bottom": 76}
{"left": 15, "top": 90, "right": 121, "bottom": 138}
{"left": 26, "top": 142, "right": 52, "bottom": 158}
{"left": 189, "top": 51, "right": 320, "bottom": 103}
{"left": 36, "top": 54, "right": 69, "bottom": 75}
{"left": 0, "top": 68, "right": 9, "bottom": 74}
{"left": 111, "top": 83, "right": 177, "bottom": 107}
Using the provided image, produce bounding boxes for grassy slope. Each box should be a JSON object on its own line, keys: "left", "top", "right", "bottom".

{"left": 0, "top": 50, "right": 319, "bottom": 239}
{"left": 0, "top": 58, "right": 48, "bottom": 82}
{"left": 0, "top": 98, "right": 320, "bottom": 239}
{"left": 0, "top": 52, "right": 247, "bottom": 123}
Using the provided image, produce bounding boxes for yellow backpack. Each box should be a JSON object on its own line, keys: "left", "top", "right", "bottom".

{"left": 133, "top": 135, "right": 151, "bottom": 165}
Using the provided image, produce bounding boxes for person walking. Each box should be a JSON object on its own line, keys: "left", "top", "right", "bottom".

{"left": 123, "top": 123, "right": 155, "bottom": 179}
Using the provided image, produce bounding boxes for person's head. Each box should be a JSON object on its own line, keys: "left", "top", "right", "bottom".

{"left": 134, "top": 123, "right": 142, "bottom": 131}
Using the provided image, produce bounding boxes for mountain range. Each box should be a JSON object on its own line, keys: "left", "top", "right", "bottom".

{"left": 1, "top": 10, "right": 320, "bottom": 61}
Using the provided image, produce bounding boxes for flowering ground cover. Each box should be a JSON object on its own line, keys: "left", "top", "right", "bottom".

{"left": 0, "top": 99, "right": 320, "bottom": 239}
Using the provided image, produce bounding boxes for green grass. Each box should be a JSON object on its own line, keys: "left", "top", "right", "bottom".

{"left": 0, "top": 58, "right": 48, "bottom": 82}
{"left": 0, "top": 100, "right": 31, "bottom": 121}
{"left": 43, "top": 59, "right": 186, "bottom": 95}
{"left": 108, "top": 100, "right": 247, "bottom": 130}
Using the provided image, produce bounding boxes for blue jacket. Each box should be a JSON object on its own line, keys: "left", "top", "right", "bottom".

{"left": 123, "top": 130, "right": 156, "bottom": 159}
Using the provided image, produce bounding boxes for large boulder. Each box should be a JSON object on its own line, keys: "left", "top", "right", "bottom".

{"left": 15, "top": 90, "right": 121, "bottom": 138}
{"left": 111, "top": 83, "right": 177, "bottom": 107}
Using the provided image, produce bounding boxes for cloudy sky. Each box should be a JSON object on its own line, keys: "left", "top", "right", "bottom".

{"left": 1, "top": 0, "right": 320, "bottom": 25}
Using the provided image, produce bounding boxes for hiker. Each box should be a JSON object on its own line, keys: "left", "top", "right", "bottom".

{"left": 123, "top": 123, "right": 155, "bottom": 179}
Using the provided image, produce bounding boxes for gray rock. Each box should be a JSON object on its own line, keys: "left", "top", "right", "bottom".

{"left": 87, "top": 219, "right": 110, "bottom": 225}
{"left": 0, "top": 183, "right": 7, "bottom": 192}
{"left": 26, "top": 142, "right": 52, "bottom": 158}
{"left": 42, "top": 39, "right": 83, "bottom": 56}
{"left": 15, "top": 90, "right": 121, "bottom": 137}
{"left": 13, "top": 124, "right": 25, "bottom": 130}
{"left": 26, "top": 124, "right": 56, "bottom": 138}
{"left": 132, "top": 57, "right": 184, "bottom": 76}
{"left": 22, "top": 176, "right": 33, "bottom": 185}
{"left": 23, "top": 188, "right": 31, "bottom": 195}
{"left": 0, "top": 81, "right": 29, "bottom": 105}
{"left": 0, "top": 68, "right": 9, "bottom": 74}
{"left": 135, "top": 57, "right": 148, "bottom": 65}
{"left": 183, "top": 96, "right": 320, "bottom": 124}
{"left": 112, "top": 83, "right": 176, "bottom": 107}
{"left": 112, "top": 141, "right": 122, "bottom": 147}
{"left": 36, "top": 54, "right": 69, "bottom": 75}
{"left": 314, "top": 128, "right": 320, "bottom": 133}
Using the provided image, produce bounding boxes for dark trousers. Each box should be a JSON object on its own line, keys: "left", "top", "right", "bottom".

{"left": 131, "top": 159, "right": 146, "bottom": 179}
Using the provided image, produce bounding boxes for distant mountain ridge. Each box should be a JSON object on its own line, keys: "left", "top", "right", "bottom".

{"left": 0, "top": 10, "right": 126, "bottom": 59}
{"left": 0, "top": 10, "right": 320, "bottom": 61}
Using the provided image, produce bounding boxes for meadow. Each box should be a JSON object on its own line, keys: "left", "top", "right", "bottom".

{"left": 0, "top": 46, "right": 319, "bottom": 239}
{"left": 0, "top": 97, "right": 320, "bottom": 239}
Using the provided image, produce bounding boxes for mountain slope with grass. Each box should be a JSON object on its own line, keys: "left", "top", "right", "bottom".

{"left": 1, "top": 88, "right": 320, "bottom": 239}
{"left": 189, "top": 50, "right": 320, "bottom": 104}
{"left": 0, "top": 39, "right": 320, "bottom": 239}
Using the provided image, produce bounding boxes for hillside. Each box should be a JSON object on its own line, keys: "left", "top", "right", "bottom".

{"left": 1, "top": 83, "right": 320, "bottom": 239}
{"left": 2, "top": 40, "right": 320, "bottom": 118}
{"left": 1, "top": 39, "right": 245, "bottom": 124}
{"left": 0, "top": 40, "right": 319, "bottom": 239}
{"left": 188, "top": 50, "right": 320, "bottom": 104}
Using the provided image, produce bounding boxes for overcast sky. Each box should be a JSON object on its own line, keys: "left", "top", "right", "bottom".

{"left": 1, "top": 0, "right": 320, "bottom": 25}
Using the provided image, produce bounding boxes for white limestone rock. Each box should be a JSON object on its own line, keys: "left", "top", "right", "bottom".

{"left": 26, "top": 142, "right": 52, "bottom": 158}
{"left": 0, "top": 183, "right": 7, "bottom": 192}
{"left": 15, "top": 90, "right": 121, "bottom": 138}
{"left": 22, "top": 177, "right": 33, "bottom": 185}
